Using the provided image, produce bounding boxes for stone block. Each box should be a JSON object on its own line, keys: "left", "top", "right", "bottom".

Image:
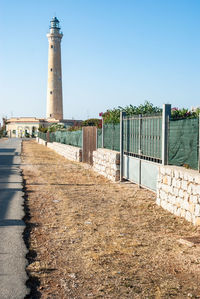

{"left": 174, "top": 170, "right": 180, "bottom": 179}
{"left": 179, "top": 189, "right": 184, "bottom": 198}
{"left": 160, "top": 167, "right": 165, "bottom": 175}
{"left": 172, "top": 178, "right": 177, "bottom": 187}
{"left": 166, "top": 167, "right": 172, "bottom": 176}
{"left": 183, "top": 172, "right": 188, "bottom": 181}
{"left": 195, "top": 204, "right": 200, "bottom": 216}
{"left": 195, "top": 217, "right": 200, "bottom": 226}
{"left": 194, "top": 175, "right": 200, "bottom": 185}
{"left": 195, "top": 185, "right": 200, "bottom": 195}
{"left": 173, "top": 206, "right": 178, "bottom": 214}
{"left": 156, "top": 197, "right": 161, "bottom": 206}
{"left": 171, "top": 196, "right": 176, "bottom": 205}
{"left": 189, "top": 203, "right": 195, "bottom": 214}
{"left": 185, "top": 211, "right": 192, "bottom": 222}
{"left": 180, "top": 171, "right": 184, "bottom": 179}
{"left": 184, "top": 193, "right": 189, "bottom": 202}
{"left": 160, "top": 190, "right": 167, "bottom": 201}
{"left": 182, "top": 200, "right": 190, "bottom": 211}
{"left": 173, "top": 187, "right": 179, "bottom": 197}
{"left": 188, "top": 174, "right": 194, "bottom": 183}
{"left": 175, "top": 207, "right": 181, "bottom": 217}
{"left": 176, "top": 180, "right": 181, "bottom": 188}
{"left": 181, "top": 180, "right": 188, "bottom": 191}
{"left": 187, "top": 183, "right": 193, "bottom": 194}
{"left": 192, "top": 195, "right": 198, "bottom": 204}
{"left": 163, "top": 176, "right": 168, "bottom": 185}
{"left": 180, "top": 208, "right": 186, "bottom": 218}
{"left": 161, "top": 200, "right": 167, "bottom": 210}
{"left": 162, "top": 184, "right": 172, "bottom": 194}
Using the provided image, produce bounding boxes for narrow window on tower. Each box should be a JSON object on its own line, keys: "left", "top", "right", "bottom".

{"left": 51, "top": 45, "right": 53, "bottom": 48}
{"left": 50, "top": 91, "right": 53, "bottom": 94}
{"left": 50, "top": 68, "right": 53, "bottom": 72}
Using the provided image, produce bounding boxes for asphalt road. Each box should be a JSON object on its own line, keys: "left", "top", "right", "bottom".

{"left": 0, "top": 138, "right": 29, "bottom": 299}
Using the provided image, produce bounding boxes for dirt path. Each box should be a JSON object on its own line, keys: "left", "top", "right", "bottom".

{"left": 21, "top": 140, "right": 200, "bottom": 298}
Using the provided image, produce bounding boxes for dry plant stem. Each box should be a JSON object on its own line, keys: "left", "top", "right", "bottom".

{"left": 21, "top": 140, "right": 200, "bottom": 299}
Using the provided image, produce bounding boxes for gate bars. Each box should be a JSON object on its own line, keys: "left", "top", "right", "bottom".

{"left": 120, "top": 104, "right": 171, "bottom": 182}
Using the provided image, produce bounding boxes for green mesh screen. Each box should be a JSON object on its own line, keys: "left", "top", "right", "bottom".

{"left": 103, "top": 124, "right": 120, "bottom": 151}
{"left": 168, "top": 118, "right": 199, "bottom": 170}
{"left": 50, "top": 130, "right": 82, "bottom": 148}
{"left": 97, "top": 129, "right": 102, "bottom": 148}
{"left": 38, "top": 132, "right": 47, "bottom": 141}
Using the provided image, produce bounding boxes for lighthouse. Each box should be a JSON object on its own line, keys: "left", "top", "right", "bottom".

{"left": 46, "top": 17, "right": 63, "bottom": 120}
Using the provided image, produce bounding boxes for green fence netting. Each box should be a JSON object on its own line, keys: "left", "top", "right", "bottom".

{"left": 50, "top": 130, "right": 82, "bottom": 148}
{"left": 103, "top": 123, "right": 120, "bottom": 151}
{"left": 38, "top": 132, "right": 47, "bottom": 141}
{"left": 97, "top": 129, "right": 102, "bottom": 148}
{"left": 168, "top": 118, "right": 199, "bottom": 170}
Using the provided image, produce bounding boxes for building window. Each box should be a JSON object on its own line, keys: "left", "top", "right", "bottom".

{"left": 51, "top": 45, "right": 53, "bottom": 48}
{"left": 50, "top": 91, "right": 53, "bottom": 94}
{"left": 50, "top": 68, "right": 53, "bottom": 71}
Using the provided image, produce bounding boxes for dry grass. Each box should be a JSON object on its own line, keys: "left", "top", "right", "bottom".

{"left": 21, "top": 140, "right": 200, "bottom": 298}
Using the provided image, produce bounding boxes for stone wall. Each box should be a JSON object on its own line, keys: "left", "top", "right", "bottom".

{"left": 36, "top": 138, "right": 82, "bottom": 162}
{"left": 156, "top": 165, "right": 200, "bottom": 225}
{"left": 46, "top": 142, "right": 82, "bottom": 162}
{"left": 93, "top": 148, "right": 120, "bottom": 182}
{"left": 37, "top": 137, "right": 47, "bottom": 146}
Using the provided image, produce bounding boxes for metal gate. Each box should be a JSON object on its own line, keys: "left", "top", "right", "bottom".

{"left": 120, "top": 105, "right": 171, "bottom": 191}
{"left": 82, "top": 126, "right": 97, "bottom": 165}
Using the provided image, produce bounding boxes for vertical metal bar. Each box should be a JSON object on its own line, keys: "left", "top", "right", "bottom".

{"left": 82, "top": 128, "right": 84, "bottom": 162}
{"left": 162, "top": 104, "right": 171, "bottom": 165}
{"left": 155, "top": 117, "right": 157, "bottom": 157}
{"left": 153, "top": 118, "right": 155, "bottom": 158}
{"left": 102, "top": 118, "right": 104, "bottom": 148}
{"left": 139, "top": 115, "right": 142, "bottom": 187}
{"left": 120, "top": 111, "right": 125, "bottom": 181}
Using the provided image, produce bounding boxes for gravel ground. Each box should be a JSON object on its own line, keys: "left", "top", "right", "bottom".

{"left": 21, "top": 140, "right": 200, "bottom": 298}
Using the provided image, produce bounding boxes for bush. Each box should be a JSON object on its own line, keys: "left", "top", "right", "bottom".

{"left": 100, "top": 101, "right": 162, "bottom": 124}
{"left": 81, "top": 118, "right": 102, "bottom": 128}
{"left": 38, "top": 126, "right": 48, "bottom": 133}
{"left": 171, "top": 107, "right": 200, "bottom": 120}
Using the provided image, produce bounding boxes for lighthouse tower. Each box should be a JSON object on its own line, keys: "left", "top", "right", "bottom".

{"left": 46, "top": 17, "right": 63, "bottom": 120}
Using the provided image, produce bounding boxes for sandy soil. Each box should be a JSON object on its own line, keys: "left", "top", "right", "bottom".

{"left": 21, "top": 140, "right": 200, "bottom": 298}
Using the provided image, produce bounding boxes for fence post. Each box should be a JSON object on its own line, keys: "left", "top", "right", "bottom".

{"left": 199, "top": 114, "right": 200, "bottom": 172}
{"left": 102, "top": 118, "right": 104, "bottom": 148}
{"left": 138, "top": 115, "right": 142, "bottom": 187}
{"left": 46, "top": 131, "right": 50, "bottom": 143}
{"left": 162, "top": 104, "right": 171, "bottom": 165}
{"left": 120, "top": 111, "right": 126, "bottom": 181}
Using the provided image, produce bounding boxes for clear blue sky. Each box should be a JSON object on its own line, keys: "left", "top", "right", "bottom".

{"left": 0, "top": 0, "right": 200, "bottom": 121}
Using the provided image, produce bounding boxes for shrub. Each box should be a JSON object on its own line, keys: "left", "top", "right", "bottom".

{"left": 101, "top": 101, "right": 162, "bottom": 124}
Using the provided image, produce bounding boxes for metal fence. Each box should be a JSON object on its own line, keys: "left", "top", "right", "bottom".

{"left": 97, "top": 129, "right": 102, "bottom": 148}
{"left": 38, "top": 132, "right": 47, "bottom": 141}
{"left": 52, "top": 131, "right": 82, "bottom": 147}
{"left": 103, "top": 123, "right": 120, "bottom": 151}
{"left": 123, "top": 114, "right": 162, "bottom": 162}
{"left": 38, "top": 131, "right": 82, "bottom": 147}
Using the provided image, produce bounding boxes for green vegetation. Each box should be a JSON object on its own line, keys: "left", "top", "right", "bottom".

{"left": 100, "top": 101, "right": 162, "bottom": 124}
{"left": 100, "top": 101, "right": 200, "bottom": 124}
{"left": 171, "top": 107, "right": 200, "bottom": 120}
